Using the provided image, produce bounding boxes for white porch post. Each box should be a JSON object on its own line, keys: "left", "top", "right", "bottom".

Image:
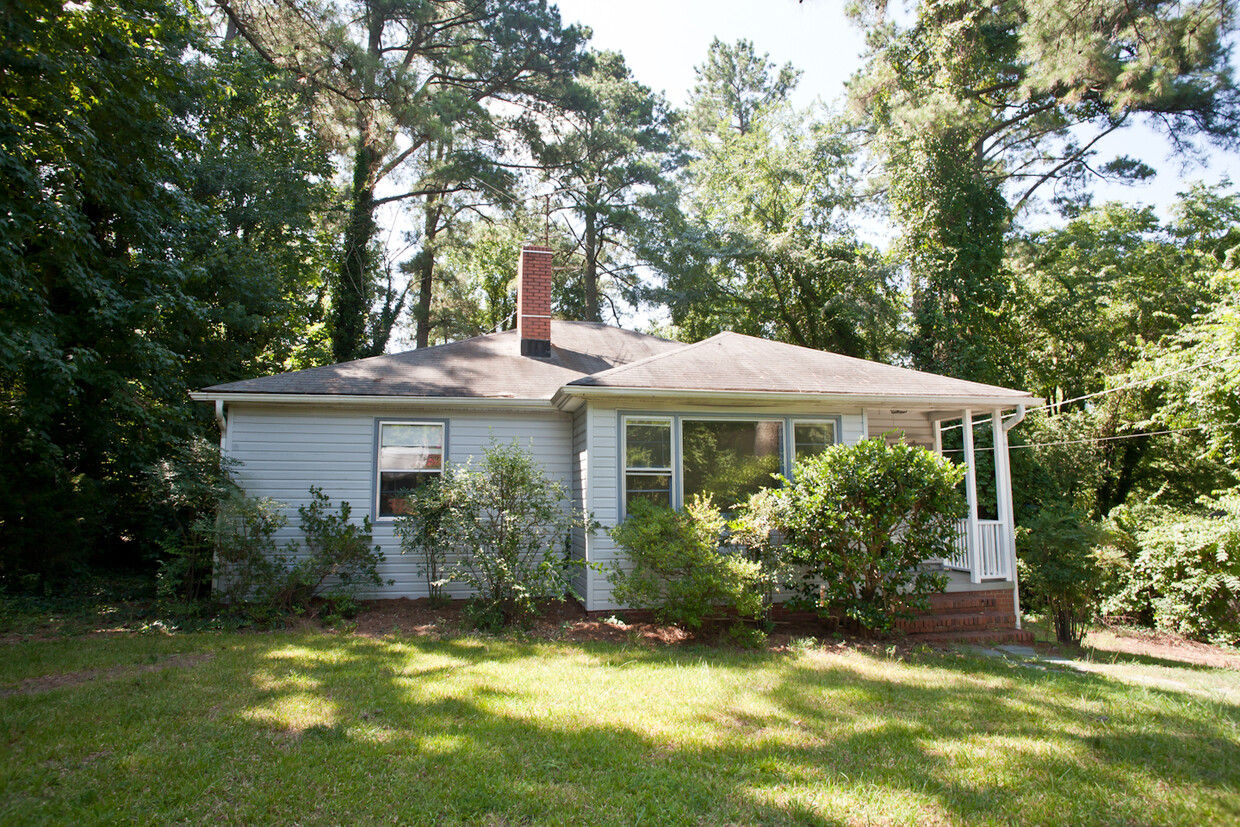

{"left": 962, "top": 409, "right": 980, "bottom": 583}
{"left": 991, "top": 409, "right": 1010, "bottom": 577}
{"left": 995, "top": 408, "right": 1023, "bottom": 629}
{"left": 932, "top": 418, "right": 942, "bottom": 455}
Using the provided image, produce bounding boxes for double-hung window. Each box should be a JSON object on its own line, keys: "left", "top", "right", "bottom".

{"left": 376, "top": 421, "right": 444, "bottom": 518}
{"left": 792, "top": 419, "right": 836, "bottom": 463}
{"left": 623, "top": 418, "right": 673, "bottom": 510}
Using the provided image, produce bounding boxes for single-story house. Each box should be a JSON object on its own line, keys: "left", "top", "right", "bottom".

{"left": 192, "top": 245, "right": 1041, "bottom": 631}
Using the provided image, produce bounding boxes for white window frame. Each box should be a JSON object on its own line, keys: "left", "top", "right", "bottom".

{"left": 790, "top": 418, "right": 840, "bottom": 466}
{"left": 620, "top": 416, "right": 675, "bottom": 512}
{"left": 374, "top": 419, "right": 447, "bottom": 521}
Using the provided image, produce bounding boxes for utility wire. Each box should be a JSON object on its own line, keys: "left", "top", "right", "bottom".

{"left": 939, "top": 352, "right": 1240, "bottom": 433}
{"left": 940, "top": 419, "right": 1240, "bottom": 453}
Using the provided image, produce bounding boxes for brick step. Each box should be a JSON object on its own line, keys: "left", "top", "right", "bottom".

{"left": 922, "top": 594, "right": 1011, "bottom": 612}
{"left": 895, "top": 611, "right": 1017, "bottom": 634}
{"left": 905, "top": 627, "right": 1035, "bottom": 645}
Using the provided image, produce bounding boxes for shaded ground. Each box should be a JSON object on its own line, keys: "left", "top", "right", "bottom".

{"left": 1084, "top": 624, "right": 1240, "bottom": 670}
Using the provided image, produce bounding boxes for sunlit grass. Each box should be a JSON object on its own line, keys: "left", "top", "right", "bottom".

{"left": 1, "top": 631, "right": 1238, "bottom": 826}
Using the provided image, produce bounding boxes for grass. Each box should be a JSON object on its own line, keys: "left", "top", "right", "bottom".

{"left": 2, "top": 629, "right": 1239, "bottom": 826}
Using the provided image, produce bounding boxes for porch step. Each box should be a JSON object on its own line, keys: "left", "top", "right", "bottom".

{"left": 895, "top": 611, "right": 1017, "bottom": 635}
{"left": 920, "top": 592, "right": 1011, "bottom": 613}
{"left": 905, "top": 628, "right": 1035, "bottom": 645}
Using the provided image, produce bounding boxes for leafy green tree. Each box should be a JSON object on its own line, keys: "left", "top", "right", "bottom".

{"left": 851, "top": 0, "right": 1240, "bottom": 384}
{"left": 654, "top": 40, "right": 902, "bottom": 359}
{"left": 532, "top": 50, "right": 675, "bottom": 322}
{"left": 220, "top": 0, "right": 586, "bottom": 359}
{"left": 1016, "top": 504, "right": 1104, "bottom": 644}
{"left": 0, "top": 0, "right": 334, "bottom": 575}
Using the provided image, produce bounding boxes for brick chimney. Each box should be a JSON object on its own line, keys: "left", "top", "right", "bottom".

{"left": 517, "top": 244, "right": 553, "bottom": 358}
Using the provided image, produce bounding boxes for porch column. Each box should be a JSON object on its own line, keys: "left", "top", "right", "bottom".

{"left": 962, "top": 409, "right": 981, "bottom": 583}
{"left": 994, "top": 408, "right": 1023, "bottom": 628}
{"left": 932, "top": 418, "right": 942, "bottom": 455}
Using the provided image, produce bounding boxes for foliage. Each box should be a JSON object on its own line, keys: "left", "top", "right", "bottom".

{"left": 1016, "top": 504, "right": 1104, "bottom": 645}
{"left": 609, "top": 497, "right": 765, "bottom": 631}
{"left": 652, "top": 40, "right": 902, "bottom": 359}
{"left": 0, "top": 0, "right": 335, "bottom": 575}
{"left": 533, "top": 50, "right": 676, "bottom": 322}
{"left": 393, "top": 476, "right": 454, "bottom": 605}
{"left": 774, "top": 438, "right": 962, "bottom": 633}
{"left": 851, "top": 0, "right": 1240, "bottom": 384}
{"left": 1103, "top": 498, "right": 1240, "bottom": 644}
{"left": 407, "top": 441, "right": 590, "bottom": 627}
{"left": 221, "top": 0, "right": 586, "bottom": 361}
{"left": 276, "top": 487, "right": 386, "bottom": 609}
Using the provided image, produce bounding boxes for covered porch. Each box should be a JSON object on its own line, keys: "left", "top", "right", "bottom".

{"left": 867, "top": 405, "right": 1027, "bottom": 619}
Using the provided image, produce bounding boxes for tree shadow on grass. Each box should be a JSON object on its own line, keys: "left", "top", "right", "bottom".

{"left": 6, "top": 633, "right": 1239, "bottom": 826}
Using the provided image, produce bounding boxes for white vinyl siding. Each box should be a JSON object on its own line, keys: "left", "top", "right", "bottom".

{"left": 224, "top": 404, "right": 572, "bottom": 599}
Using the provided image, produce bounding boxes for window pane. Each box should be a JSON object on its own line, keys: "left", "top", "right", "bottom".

{"left": 794, "top": 421, "right": 836, "bottom": 461}
{"left": 379, "top": 471, "right": 438, "bottom": 517}
{"left": 625, "top": 473, "right": 672, "bottom": 509}
{"left": 682, "top": 420, "right": 783, "bottom": 508}
{"left": 380, "top": 423, "right": 444, "bottom": 470}
{"left": 625, "top": 419, "right": 672, "bottom": 470}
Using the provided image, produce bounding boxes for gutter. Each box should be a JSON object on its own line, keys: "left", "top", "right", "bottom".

{"left": 553, "top": 385, "right": 1042, "bottom": 411}
{"left": 189, "top": 391, "right": 556, "bottom": 411}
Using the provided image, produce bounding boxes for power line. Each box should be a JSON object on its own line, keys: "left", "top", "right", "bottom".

{"left": 939, "top": 352, "right": 1240, "bottom": 433}
{"left": 940, "top": 419, "right": 1240, "bottom": 453}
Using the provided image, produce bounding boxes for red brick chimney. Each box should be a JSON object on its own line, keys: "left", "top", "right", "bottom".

{"left": 517, "top": 244, "right": 553, "bottom": 358}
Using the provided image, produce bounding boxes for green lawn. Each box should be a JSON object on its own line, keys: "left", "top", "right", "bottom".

{"left": 2, "top": 630, "right": 1238, "bottom": 826}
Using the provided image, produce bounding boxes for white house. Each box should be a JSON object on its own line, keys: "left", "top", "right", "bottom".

{"left": 192, "top": 245, "right": 1041, "bottom": 633}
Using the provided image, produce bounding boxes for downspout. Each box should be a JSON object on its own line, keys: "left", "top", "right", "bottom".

{"left": 1001, "top": 405, "right": 1026, "bottom": 629}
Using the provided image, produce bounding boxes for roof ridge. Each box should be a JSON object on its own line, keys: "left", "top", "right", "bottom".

{"left": 570, "top": 332, "right": 722, "bottom": 383}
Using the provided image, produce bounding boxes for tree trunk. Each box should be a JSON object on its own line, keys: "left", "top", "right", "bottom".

{"left": 583, "top": 198, "right": 600, "bottom": 322}
{"left": 414, "top": 191, "right": 443, "bottom": 349}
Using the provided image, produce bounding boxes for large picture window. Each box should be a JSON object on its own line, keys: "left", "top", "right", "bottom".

{"left": 377, "top": 421, "right": 444, "bottom": 518}
{"left": 620, "top": 414, "right": 840, "bottom": 517}
{"left": 682, "top": 419, "right": 783, "bottom": 508}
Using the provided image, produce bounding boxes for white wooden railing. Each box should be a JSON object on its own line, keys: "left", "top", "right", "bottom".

{"left": 944, "top": 519, "right": 1011, "bottom": 581}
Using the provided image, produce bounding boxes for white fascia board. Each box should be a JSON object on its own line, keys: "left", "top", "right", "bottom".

{"left": 553, "top": 386, "right": 1044, "bottom": 411}
{"left": 189, "top": 391, "right": 555, "bottom": 411}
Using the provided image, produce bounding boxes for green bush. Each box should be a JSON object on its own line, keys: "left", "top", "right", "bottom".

{"left": 774, "top": 438, "right": 962, "bottom": 634}
{"left": 401, "top": 440, "right": 590, "bottom": 628}
{"left": 273, "top": 487, "right": 387, "bottom": 609}
{"left": 1016, "top": 504, "right": 1103, "bottom": 645}
{"left": 609, "top": 496, "right": 765, "bottom": 632}
{"left": 1102, "top": 497, "right": 1240, "bottom": 644}
{"left": 393, "top": 475, "right": 454, "bottom": 606}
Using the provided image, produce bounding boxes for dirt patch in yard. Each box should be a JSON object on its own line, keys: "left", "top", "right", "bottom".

{"left": 0, "top": 652, "right": 213, "bottom": 698}
{"left": 1082, "top": 625, "right": 1240, "bottom": 670}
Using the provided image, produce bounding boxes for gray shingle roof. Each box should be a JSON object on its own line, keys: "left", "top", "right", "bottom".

{"left": 201, "top": 324, "right": 1036, "bottom": 405}
{"left": 565, "top": 332, "right": 1036, "bottom": 402}
{"left": 201, "top": 321, "right": 683, "bottom": 400}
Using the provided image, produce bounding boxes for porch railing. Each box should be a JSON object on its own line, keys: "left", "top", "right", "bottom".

{"left": 944, "top": 519, "right": 1010, "bottom": 581}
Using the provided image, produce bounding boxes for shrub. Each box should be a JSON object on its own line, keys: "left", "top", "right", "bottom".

{"left": 393, "top": 475, "right": 454, "bottom": 606}
{"left": 409, "top": 440, "right": 590, "bottom": 628}
{"left": 272, "top": 487, "right": 387, "bottom": 609}
{"left": 775, "top": 438, "right": 962, "bottom": 634}
{"left": 1016, "top": 504, "right": 1103, "bottom": 645}
{"left": 1102, "top": 497, "right": 1240, "bottom": 644}
{"left": 609, "top": 496, "right": 765, "bottom": 632}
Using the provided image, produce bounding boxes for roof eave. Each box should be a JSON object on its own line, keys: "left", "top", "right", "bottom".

{"left": 553, "top": 385, "right": 1043, "bottom": 409}
{"left": 189, "top": 391, "right": 556, "bottom": 410}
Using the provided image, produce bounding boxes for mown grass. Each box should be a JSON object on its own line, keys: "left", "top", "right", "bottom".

{"left": 1, "top": 630, "right": 1238, "bottom": 826}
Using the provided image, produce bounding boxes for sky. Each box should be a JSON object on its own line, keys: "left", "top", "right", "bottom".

{"left": 553, "top": 0, "right": 1240, "bottom": 222}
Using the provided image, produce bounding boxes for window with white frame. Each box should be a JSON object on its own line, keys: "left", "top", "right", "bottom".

{"left": 376, "top": 421, "right": 444, "bottom": 518}
{"left": 792, "top": 419, "right": 837, "bottom": 463}
{"left": 623, "top": 417, "right": 673, "bottom": 510}
{"left": 620, "top": 414, "right": 840, "bottom": 517}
